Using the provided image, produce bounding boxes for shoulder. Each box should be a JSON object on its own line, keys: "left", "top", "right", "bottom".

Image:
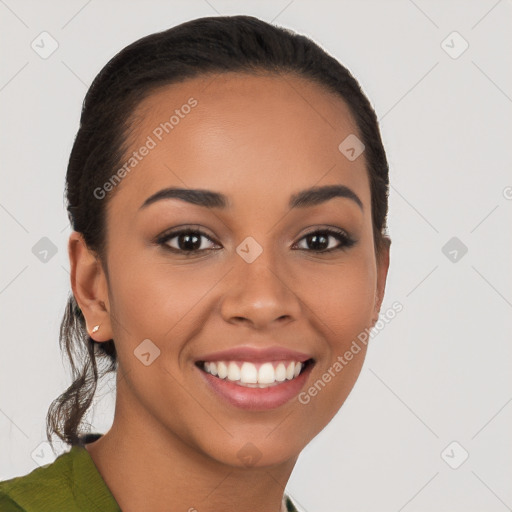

{"left": 0, "top": 491, "right": 25, "bottom": 511}
{"left": 0, "top": 445, "right": 88, "bottom": 512}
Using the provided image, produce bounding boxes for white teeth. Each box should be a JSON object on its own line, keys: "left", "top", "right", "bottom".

{"left": 217, "top": 361, "right": 228, "bottom": 379}
{"left": 258, "top": 362, "right": 275, "bottom": 384}
{"left": 240, "top": 362, "right": 258, "bottom": 384}
{"left": 201, "top": 360, "right": 305, "bottom": 386}
{"left": 227, "top": 361, "right": 241, "bottom": 381}
{"left": 275, "top": 363, "right": 286, "bottom": 382}
{"left": 285, "top": 362, "right": 295, "bottom": 380}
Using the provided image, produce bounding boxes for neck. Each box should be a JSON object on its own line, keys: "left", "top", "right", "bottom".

{"left": 85, "top": 390, "right": 297, "bottom": 512}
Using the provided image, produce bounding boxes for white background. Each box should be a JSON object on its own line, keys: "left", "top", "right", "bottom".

{"left": 1, "top": 1, "right": 511, "bottom": 511}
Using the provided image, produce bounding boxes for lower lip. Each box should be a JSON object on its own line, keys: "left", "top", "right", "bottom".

{"left": 197, "top": 362, "right": 314, "bottom": 410}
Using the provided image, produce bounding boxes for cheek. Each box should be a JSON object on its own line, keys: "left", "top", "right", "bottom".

{"left": 107, "top": 251, "right": 221, "bottom": 345}
{"left": 299, "top": 254, "right": 377, "bottom": 347}
{"left": 292, "top": 253, "right": 376, "bottom": 427}
{"left": 104, "top": 251, "right": 218, "bottom": 435}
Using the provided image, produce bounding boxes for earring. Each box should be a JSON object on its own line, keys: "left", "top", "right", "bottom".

{"left": 91, "top": 325, "right": 100, "bottom": 334}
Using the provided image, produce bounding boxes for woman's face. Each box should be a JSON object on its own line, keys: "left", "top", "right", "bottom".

{"left": 93, "top": 72, "right": 389, "bottom": 467}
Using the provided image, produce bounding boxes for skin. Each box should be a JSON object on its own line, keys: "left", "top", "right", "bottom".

{"left": 70, "top": 72, "right": 390, "bottom": 512}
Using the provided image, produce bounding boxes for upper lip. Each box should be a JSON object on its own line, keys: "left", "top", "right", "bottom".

{"left": 195, "top": 346, "right": 313, "bottom": 363}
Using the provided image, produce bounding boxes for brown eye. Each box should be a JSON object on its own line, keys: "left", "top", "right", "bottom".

{"left": 294, "top": 228, "right": 355, "bottom": 252}
{"left": 157, "top": 229, "right": 220, "bottom": 254}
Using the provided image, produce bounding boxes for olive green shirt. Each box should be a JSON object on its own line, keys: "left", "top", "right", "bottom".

{"left": 0, "top": 441, "right": 300, "bottom": 511}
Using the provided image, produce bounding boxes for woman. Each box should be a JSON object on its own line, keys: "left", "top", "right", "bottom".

{"left": 0, "top": 14, "right": 390, "bottom": 512}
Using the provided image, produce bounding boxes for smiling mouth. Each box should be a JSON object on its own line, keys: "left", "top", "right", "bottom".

{"left": 195, "top": 358, "right": 315, "bottom": 388}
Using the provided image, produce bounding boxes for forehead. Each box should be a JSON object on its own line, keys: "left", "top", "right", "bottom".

{"left": 109, "top": 72, "right": 370, "bottom": 217}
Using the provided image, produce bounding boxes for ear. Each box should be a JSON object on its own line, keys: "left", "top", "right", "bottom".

{"left": 371, "top": 236, "right": 391, "bottom": 326}
{"left": 68, "top": 231, "right": 113, "bottom": 342}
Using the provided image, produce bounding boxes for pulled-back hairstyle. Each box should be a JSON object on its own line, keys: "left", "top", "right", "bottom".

{"left": 46, "top": 14, "right": 389, "bottom": 448}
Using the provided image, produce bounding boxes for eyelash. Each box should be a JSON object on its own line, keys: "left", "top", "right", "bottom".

{"left": 155, "top": 226, "right": 356, "bottom": 256}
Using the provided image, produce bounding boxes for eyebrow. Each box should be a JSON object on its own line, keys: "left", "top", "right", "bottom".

{"left": 139, "top": 184, "right": 363, "bottom": 211}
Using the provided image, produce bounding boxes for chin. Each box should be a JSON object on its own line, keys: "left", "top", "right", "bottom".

{"left": 204, "top": 436, "right": 303, "bottom": 470}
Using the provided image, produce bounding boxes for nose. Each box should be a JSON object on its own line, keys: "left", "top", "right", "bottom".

{"left": 220, "top": 252, "right": 302, "bottom": 330}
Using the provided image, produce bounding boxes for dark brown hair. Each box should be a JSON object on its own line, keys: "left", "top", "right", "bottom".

{"left": 46, "top": 14, "right": 390, "bottom": 448}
